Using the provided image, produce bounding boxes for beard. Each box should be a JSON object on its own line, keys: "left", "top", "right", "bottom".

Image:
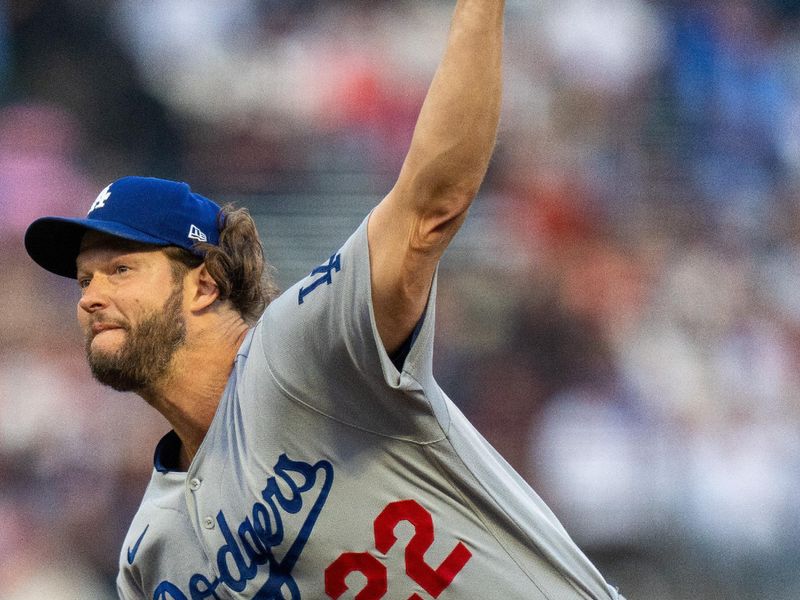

{"left": 85, "top": 284, "right": 187, "bottom": 392}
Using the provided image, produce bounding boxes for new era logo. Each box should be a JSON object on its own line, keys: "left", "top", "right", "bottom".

{"left": 188, "top": 224, "right": 208, "bottom": 242}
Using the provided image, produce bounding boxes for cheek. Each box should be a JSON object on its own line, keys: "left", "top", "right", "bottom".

{"left": 77, "top": 305, "right": 91, "bottom": 333}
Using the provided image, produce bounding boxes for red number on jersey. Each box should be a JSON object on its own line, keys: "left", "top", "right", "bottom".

{"left": 324, "top": 552, "right": 387, "bottom": 600}
{"left": 374, "top": 500, "right": 472, "bottom": 598}
{"left": 324, "top": 499, "right": 472, "bottom": 599}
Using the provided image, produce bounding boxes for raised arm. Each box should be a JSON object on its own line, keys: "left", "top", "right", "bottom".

{"left": 368, "top": 0, "right": 505, "bottom": 355}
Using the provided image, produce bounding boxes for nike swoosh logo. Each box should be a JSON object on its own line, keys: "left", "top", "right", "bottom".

{"left": 127, "top": 524, "right": 149, "bottom": 565}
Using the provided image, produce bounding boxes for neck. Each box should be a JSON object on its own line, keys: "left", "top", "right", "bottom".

{"left": 141, "top": 314, "right": 249, "bottom": 470}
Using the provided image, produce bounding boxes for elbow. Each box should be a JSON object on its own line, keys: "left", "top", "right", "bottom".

{"left": 425, "top": 168, "right": 483, "bottom": 220}
{"left": 412, "top": 192, "right": 472, "bottom": 254}
{"left": 419, "top": 159, "right": 484, "bottom": 217}
{"left": 398, "top": 151, "right": 488, "bottom": 253}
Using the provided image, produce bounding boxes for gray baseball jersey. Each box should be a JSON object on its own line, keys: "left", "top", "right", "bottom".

{"left": 116, "top": 216, "right": 624, "bottom": 600}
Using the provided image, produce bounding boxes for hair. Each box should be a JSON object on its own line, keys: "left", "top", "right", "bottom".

{"left": 163, "top": 204, "right": 280, "bottom": 324}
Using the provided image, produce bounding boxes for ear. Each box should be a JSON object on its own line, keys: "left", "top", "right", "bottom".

{"left": 187, "top": 264, "right": 219, "bottom": 312}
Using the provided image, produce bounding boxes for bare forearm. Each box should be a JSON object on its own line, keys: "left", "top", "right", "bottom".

{"left": 397, "top": 0, "right": 505, "bottom": 215}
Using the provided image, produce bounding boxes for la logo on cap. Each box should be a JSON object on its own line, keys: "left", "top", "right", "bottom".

{"left": 89, "top": 184, "right": 112, "bottom": 214}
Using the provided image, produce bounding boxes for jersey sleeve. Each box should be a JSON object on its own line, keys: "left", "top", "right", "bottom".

{"left": 254, "top": 213, "right": 448, "bottom": 441}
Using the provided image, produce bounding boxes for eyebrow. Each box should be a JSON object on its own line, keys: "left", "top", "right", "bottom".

{"left": 75, "top": 239, "right": 164, "bottom": 276}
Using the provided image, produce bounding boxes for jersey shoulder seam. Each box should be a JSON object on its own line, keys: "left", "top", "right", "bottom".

{"left": 258, "top": 339, "right": 447, "bottom": 445}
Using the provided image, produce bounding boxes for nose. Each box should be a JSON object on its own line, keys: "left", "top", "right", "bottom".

{"left": 77, "top": 274, "right": 111, "bottom": 314}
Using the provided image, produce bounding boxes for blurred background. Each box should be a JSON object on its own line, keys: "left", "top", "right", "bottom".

{"left": 2, "top": 0, "right": 800, "bottom": 598}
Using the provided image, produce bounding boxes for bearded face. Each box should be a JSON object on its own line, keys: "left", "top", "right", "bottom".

{"left": 85, "top": 282, "right": 187, "bottom": 392}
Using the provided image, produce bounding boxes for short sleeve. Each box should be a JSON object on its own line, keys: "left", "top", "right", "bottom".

{"left": 254, "top": 214, "right": 448, "bottom": 440}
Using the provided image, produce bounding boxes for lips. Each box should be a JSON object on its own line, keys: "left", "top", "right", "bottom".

{"left": 91, "top": 321, "right": 126, "bottom": 337}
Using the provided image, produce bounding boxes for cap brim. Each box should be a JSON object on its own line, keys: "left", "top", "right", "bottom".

{"left": 24, "top": 217, "right": 171, "bottom": 279}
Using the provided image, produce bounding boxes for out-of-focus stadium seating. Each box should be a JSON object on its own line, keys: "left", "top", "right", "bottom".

{"left": 3, "top": 1, "right": 800, "bottom": 597}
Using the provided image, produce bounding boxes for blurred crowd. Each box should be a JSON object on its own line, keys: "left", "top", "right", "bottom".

{"left": 3, "top": 0, "right": 800, "bottom": 598}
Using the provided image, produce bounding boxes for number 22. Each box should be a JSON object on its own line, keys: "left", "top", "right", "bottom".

{"left": 324, "top": 499, "right": 472, "bottom": 599}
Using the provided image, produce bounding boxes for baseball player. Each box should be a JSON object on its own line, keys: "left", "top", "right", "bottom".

{"left": 24, "top": 0, "right": 624, "bottom": 598}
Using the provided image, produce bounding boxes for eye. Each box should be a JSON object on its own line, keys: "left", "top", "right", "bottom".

{"left": 78, "top": 277, "right": 91, "bottom": 290}
{"left": 114, "top": 265, "right": 130, "bottom": 275}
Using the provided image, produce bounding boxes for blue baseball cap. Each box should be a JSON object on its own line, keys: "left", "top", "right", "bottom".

{"left": 24, "top": 176, "right": 222, "bottom": 279}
